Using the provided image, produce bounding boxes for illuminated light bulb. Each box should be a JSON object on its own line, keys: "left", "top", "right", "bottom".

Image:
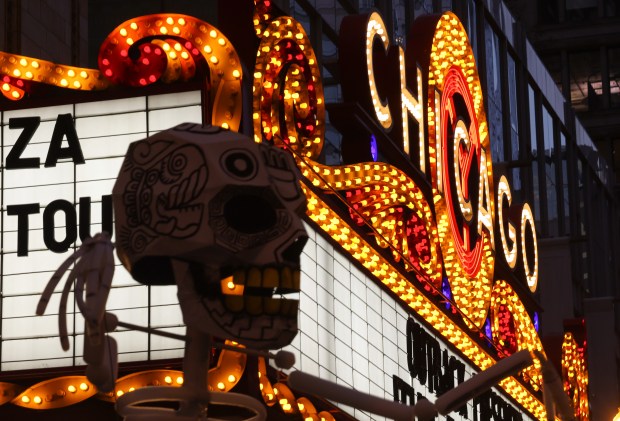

{"left": 210, "top": 56, "right": 218, "bottom": 64}
{"left": 73, "top": 81, "right": 81, "bottom": 88}
{"left": 79, "top": 383, "right": 89, "bottom": 391}
{"left": 181, "top": 51, "right": 189, "bottom": 60}
{"left": 172, "top": 26, "right": 180, "bottom": 34}
{"left": 117, "top": 390, "right": 124, "bottom": 397}
{"left": 169, "top": 51, "right": 178, "bottom": 60}
{"left": 204, "top": 45, "right": 212, "bottom": 54}
{"left": 67, "top": 385, "right": 77, "bottom": 393}
{"left": 25, "top": 71, "right": 33, "bottom": 79}
{"left": 228, "top": 374, "right": 236, "bottom": 383}
{"left": 60, "top": 79, "right": 68, "bottom": 87}
{"left": 176, "top": 377, "right": 184, "bottom": 385}
{"left": 166, "top": 17, "right": 174, "bottom": 25}
{"left": 13, "top": 69, "right": 21, "bottom": 77}
{"left": 217, "top": 382, "right": 225, "bottom": 390}
{"left": 178, "top": 17, "right": 186, "bottom": 25}
{"left": 130, "top": 22, "right": 138, "bottom": 30}
{"left": 127, "top": 37, "right": 134, "bottom": 45}
{"left": 129, "top": 387, "right": 135, "bottom": 392}
{"left": 221, "top": 122, "right": 230, "bottom": 129}
{"left": 120, "top": 28, "right": 128, "bottom": 37}
{"left": 21, "top": 396, "right": 30, "bottom": 403}
{"left": 164, "top": 376, "right": 172, "bottom": 384}
{"left": 232, "top": 69, "right": 241, "bottom": 79}
{"left": 33, "top": 396, "right": 42, "bottom": 404}
{"left": 209, "top": 29, "right": 217, "bottom": 38}
{"left": 218, "top": 38, "right": 226, "bottom": 46}
{"left": 160, "top": 27, "right": 168, "bottom": 34}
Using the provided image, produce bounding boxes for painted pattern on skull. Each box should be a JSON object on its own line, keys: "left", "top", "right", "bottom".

{"left": 120, "top": 139, "right": 208, "bottom": 254}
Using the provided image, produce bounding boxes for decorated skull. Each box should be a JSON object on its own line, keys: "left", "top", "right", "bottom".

{"left": 113, "top": 123, "right": 307, "bottom": 349}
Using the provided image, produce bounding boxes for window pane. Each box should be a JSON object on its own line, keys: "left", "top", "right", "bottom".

{"left": 569, "top": 50, "right": 601, "bottom": 112}
{"left": 560, "top": 132, "right": 570, "bottom": 234}
{"left": 507, "top": 54, "right": 523, "bottom": 201}
{"left": 485, "top": 20, "right": 504, "bottom": 162}
{"left": 529, "top": 85, "right": 541, "bottom": 228}
{"left": 609, "top": 47, "right": 620, "bottom": 108}
{"left": 542, "top": 105, "right": 558, "bottom": 236}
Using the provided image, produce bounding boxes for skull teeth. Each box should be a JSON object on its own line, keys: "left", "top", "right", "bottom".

{"left": 219, "top": 267, "right": 300, "bottom": 315}
{"left": 221, "top": 267, "right": 301, "bottom": 294}
{"left": 223, "top": 296, "right": 299, "bottom": 316}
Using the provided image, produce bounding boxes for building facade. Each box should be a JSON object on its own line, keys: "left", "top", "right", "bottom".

{"left": 0, "top": 0, "right": 618, "bottom": 419}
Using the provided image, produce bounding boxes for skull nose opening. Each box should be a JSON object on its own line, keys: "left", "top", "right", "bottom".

{"left": 224, "top": 194, "right": 277, "bottom": 234}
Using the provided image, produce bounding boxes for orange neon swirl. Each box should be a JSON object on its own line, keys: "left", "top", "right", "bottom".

{"left": 1, "top": 14, "right": 243, "bottom": 132}
{"left": 258, "top": 357, "right": 336, "bottom": 420}
{"left": 99, "top": 14, "right": 243, "bottom": 131}
{"left": 490, "top": 281, "right": 544, "bottom": 390}
{"left": 562, "top": 333, "right": 589, "bottom": 420}
{"left": 253, "top": 15, "right": 325, "bottom": 159}
{"left": 253, "top": 0, "right": 275, "bottom": 37}
{"left": 0, "top": 52, "right": 109, "bottom": 100}
{"left": 3, "top": 344, "right": 246, "bottom": 410}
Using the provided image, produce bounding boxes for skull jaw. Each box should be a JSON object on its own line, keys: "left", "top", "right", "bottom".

{"left": 197, "top": 296, "right": 298, "bottom": 350}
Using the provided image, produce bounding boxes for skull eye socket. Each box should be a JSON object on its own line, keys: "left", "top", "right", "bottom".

{"left": 222, "top": 151, "right": 257, "bottom": 179}
{"left": 224, "top": 194, "right": 277, "bottom": 233}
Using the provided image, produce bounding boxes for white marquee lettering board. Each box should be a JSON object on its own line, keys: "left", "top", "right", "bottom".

{"left": 0, "top": 91, "right": 531, "bottom": 420}
{"left": 0, "top": 91, "right": 202, "bottom": 370}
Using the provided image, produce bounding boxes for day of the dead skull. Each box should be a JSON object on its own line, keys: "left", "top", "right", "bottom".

{"left": 112, "top": 123, "right": 308, "bottom": 349}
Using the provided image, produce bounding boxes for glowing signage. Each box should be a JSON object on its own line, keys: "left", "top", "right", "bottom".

{"left": 251, "top": 5, "right": 557, "bottom": 418}
{"left": 0, "top": 3, "right": 588, "bottom": 419}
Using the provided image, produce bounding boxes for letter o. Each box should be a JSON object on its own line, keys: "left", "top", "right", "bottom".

{"left": 43, "top": 199, "right": 77, "bottom": 253}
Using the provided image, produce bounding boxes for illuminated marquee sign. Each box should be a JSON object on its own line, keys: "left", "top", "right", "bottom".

{"left": 0, "top": 2, "right": 588, "bottom": 419}
{"left": 250, "top": 5, "right": 576, "bottom": 419}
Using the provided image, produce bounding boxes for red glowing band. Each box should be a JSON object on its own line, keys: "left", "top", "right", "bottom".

{"left": 441, "top": 65, "right": 485, "bottom": 278}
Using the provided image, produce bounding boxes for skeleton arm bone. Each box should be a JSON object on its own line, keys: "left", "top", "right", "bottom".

{"left": 37, "top": 233, "right": 115, "bottom": 345}
{"left": 36, "top": 233, "right": 118, "bottom": 391}
{"left": 290, "top": 350, "right": 573, "bottom": 420}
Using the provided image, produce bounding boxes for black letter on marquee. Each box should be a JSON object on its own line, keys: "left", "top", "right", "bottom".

{"left": 7, "top": 203, "right": 40, "bottom": 256}
{"left": 6, "top": 117, "right": 41, "bottom": 169}
{"left": 102, "top": 194, "right": 114, "bottom": 236}
{"left": 79, "top": 195, "right": 114, "bottom": 240}
{"left": 407, "top": 318, "right": 429, "bottom": 384}
{"left": 392, "top": 375, "right": 416, "bottom": 406}
{"left": 45, "top": 114, "right": 85, "bottom": 167}
{"left": 43, "top": 199, "right": 77, "bottom": 252}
